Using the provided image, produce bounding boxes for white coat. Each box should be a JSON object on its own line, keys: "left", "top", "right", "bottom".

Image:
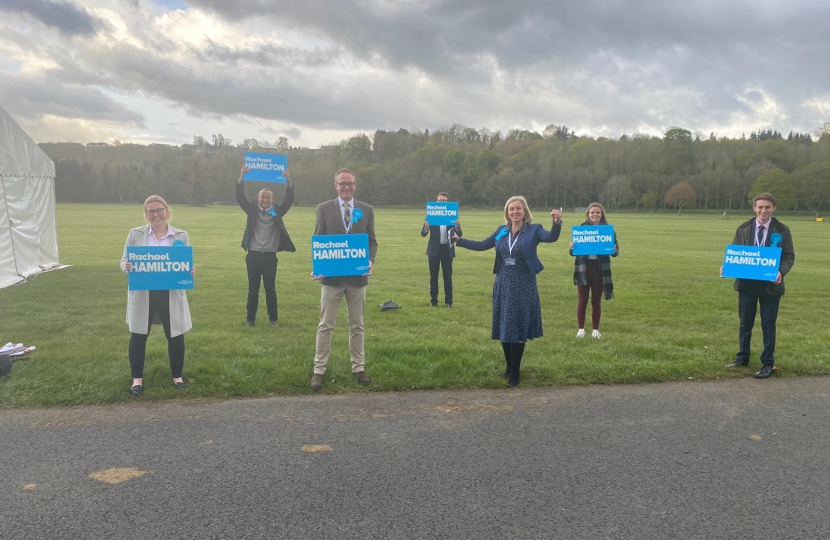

{"left": 120, "top": 225, "right": 193, "bottom": 337}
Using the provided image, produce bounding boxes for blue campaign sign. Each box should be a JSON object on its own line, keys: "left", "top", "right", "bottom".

{"left": 243, "top": 152, "right": 287, "bottom": 183}
{"left": 571, "top": 225, "right": 616, "bottom": 256}
{"left": 127, "top": 246, "right": 194, "bottom": 291}
{"left": 425, "top": 202, "right": 459, "bottom": 226}
{"left": 721, "top": 245, "right": 781, "bottom": 281}
{"left": 311, "top": 234, "right": 370, "bottom": 277}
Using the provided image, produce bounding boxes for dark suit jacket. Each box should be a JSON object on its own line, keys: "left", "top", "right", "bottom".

{"left": 731, "top": 217, "right": 794, "bottom": 296}
{"left": 314, "top": 199, "right": 378, "bottom": 288}
{"left": 420, "top": 222, "right": 462, "bottom": 258}
{"left": 236, "top": 180, "right": 296, "bottom": 253}
{"left": 457, "top": 222, "right": 561, "bottom": 275}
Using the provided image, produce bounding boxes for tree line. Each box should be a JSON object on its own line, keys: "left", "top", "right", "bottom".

{"left": 41, "top": 123, "right": 830, "bottom": 216}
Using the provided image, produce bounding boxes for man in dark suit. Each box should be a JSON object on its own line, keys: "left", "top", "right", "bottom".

{"left": 310, "top": 168, "right": 378, "bottom": 390}
{"left": 236, "top": 166, "right": 296, "bottom": 327}
{"left": 723, "top": 192, "right": 795, "bottom": 379}
{"left": 421, "top": 192, "right": 462, "bottom": 307}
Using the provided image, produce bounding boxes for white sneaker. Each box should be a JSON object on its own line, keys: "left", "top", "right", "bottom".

{"left": 576, "top": 329, "right": 585, "bottom": 338}
{"left": 591, "top": 329, "right": 602, "bottom": 339}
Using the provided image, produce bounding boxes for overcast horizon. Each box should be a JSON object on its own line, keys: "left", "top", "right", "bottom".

{"left": 1, "top": 0, "right": 829, "bottom": 148}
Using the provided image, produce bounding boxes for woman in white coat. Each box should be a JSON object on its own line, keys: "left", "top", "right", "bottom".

{"left": 120, "top": 195, "right": 195, "bottom": 395}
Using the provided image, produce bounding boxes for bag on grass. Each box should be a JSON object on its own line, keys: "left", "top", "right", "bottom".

{"left": 378, "top": 300, "right": 401, "bottom": 311}
{"left": 0, "top": 354, "right": 11, "bottom": 377}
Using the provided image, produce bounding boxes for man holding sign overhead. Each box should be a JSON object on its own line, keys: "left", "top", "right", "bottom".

{"left": 237, "top": 160, "right": 295, "bottom": 328}
{"left": 722, "top": 193, "right": 794, "bottom": 379}
{"left": 421, "top": 192, "right": 462, "bottom": 308}
{"left": 309, "top": 168, "right": 377, "bottom": 390}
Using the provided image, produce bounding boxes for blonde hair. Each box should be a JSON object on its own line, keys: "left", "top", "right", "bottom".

{"left": 503, "top": 196, "right": 533, "bottom": 225}
{"left": 143, "top": 195, "right": 171, "bottom": 223}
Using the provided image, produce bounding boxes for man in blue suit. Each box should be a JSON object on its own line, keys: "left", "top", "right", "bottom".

{"left": 421, "top": 192, "right": 462, "bottom": 308}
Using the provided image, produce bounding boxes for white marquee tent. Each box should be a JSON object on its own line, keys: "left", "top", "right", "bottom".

{"left": 0, "top": 105, "right": 63, "bottom": 290}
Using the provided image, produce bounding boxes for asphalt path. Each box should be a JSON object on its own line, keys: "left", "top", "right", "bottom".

{"left": 2, "top": 377, "right": 829, "bottom": 540}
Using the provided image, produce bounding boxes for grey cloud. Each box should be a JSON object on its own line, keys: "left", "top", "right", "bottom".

{"left": 197, "top": 40, "right": 344, "bottom": 68}
{"left": 92, "top": 41, "right": 406, "bottom": 130}
{"left": 283, "top": 126, "right": 302, "bottom": 139}
{"left": 187, "top": 0, "right": 830, "bottom": 108}
{"left": 0, "top": 0, "right": 100, "bottom": 37}
{"left": 0, "top": 77, "right": 146, "bottom": 127}
{"left": 5, "top": 0, "right": 830, "bottom": 143}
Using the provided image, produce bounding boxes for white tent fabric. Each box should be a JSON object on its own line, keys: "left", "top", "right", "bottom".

{"left": 0, "top": 105, "right": 61, "bottom": 290}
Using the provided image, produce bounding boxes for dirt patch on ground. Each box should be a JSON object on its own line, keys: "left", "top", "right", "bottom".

{"left": 88, "top": 468, "right": 147, "bottom": 484}
{"left": 301, "top": 445, "right": 332, "bottom": 453}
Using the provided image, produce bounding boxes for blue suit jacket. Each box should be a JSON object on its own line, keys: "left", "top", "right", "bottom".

{"left": 456, "top": 222, "right": 561, "bottom": 275}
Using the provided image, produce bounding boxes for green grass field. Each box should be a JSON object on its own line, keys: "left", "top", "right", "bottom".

{"left": 1, "top": 204, "right": 828, "bottom": 406}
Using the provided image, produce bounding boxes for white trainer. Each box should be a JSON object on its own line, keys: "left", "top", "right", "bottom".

{"left": 576, "top": 329, "right": 585, "bottom": 338}
{"left": 591, "top": 329, "right": 602, "bottom": 339}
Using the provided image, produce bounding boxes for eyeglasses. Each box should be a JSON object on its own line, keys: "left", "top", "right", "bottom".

{"left": 145, "top": 208, "right": 166, "bottom": 216}
{"left": 336, "top": 182, "right": 356, "bottom": 188}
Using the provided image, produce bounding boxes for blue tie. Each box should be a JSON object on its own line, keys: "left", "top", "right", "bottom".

{"left": 757, "top": 225, "right": 764, "bottom": 246}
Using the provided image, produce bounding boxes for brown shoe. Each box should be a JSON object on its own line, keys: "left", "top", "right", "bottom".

{"left": 353, "top": 371, "right": 371, "bottom": 386}
{"left": 270, "top": 320, "right": 279, "bottom": 328}
{"left": 310, "top": 373, "right": 324, "bottom": 390}
{"left": 245, "top": 321, "right": 255, "bottom": 328}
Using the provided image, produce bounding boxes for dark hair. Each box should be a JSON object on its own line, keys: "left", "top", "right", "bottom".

{"left": 753, "top": 192, "right": 776, "bottom": 207}
{"left": 582, "top": 202, "right": 608, "bottom": 225}
{"left": 334, "top": 168, "right": 355, "bottom": 181}
{"left": 437, "top": 192, "right": 449, "bottom": 199}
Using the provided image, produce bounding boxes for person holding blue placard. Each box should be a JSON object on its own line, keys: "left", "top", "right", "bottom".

{"left": 237, "top": 166, "right": 296, "bottom": 327}
{"left": 568, "top": 203, "right": 619, "bottom": 339}
{"left": 120, "top": 195, "right": 196, "bottom": 396}
{"left": 722, "top": 193, "right": 794, "bottom": 379}
{"left": 421, "top": 192, "right": 462, "bottom": 308}
{"left": 309, "top": 169, "right": 377, "bottom": 391}
{"left": 453, "top": 196, "right": 562, "bottom": 387}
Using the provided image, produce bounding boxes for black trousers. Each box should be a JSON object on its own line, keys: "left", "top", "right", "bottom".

{"left": 737, "top": 283, "right": 781, "bottom": 366}
{"left": 129, "top": 290, "right": 185, "bottom": 379}
{"left": 429, "top": 244, "right": 453, "bottom": 305}
{"left": 246, "top": 251, "right": 278, "bottom": 322}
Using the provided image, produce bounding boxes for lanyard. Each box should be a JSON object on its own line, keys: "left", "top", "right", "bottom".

{"left": 508, "top": 230, "right": 521, "bottom": 257}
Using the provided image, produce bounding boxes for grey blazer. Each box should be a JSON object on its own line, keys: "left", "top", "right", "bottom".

{"left": 314, "top": 199, "right": 378, "bottom": 288}
{"left": 120, "top": 224, "right": 193, "bottom": 337}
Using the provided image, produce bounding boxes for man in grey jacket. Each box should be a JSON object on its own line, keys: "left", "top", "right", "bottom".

{"left": 236, "top": 166, "right": 296, "bottom": 327}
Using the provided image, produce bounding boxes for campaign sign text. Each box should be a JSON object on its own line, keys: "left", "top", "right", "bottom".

{"left": 243, "top": 152, "right": 287, "bottom": 183}
{"left": 721, "top": 245, "right": 781, "bottom": 281}
{"left": 425, "top": 202, "right": 459, "bottom": 226}
{"left": 127, "top": 246, "right": 194, "bottom": 291}
{"left": 571, "top": 225, "right": 616, "bottom": 256}
{"left": 312, "top": 234, "right": 370, "bottom": 277}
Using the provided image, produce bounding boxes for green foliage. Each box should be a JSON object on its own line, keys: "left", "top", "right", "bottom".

{"left": 663, "top": 127, "right": 693, "bottom": 143}
{"left": 444, "top": 149, "right": 466, "bottom": 176}
{"left": 2, "top": 205, "right": 828, "bottom": 407}
{"left": 39, "top": 123, "right": 830, "bottom": 213}
{"left": 792, "top": 161, "right": 830, "bottom": 216}
{"left": 748, "top": 168, "right": 795, "bottom": 210}
{"left": 637, "top": 191, "right": 660, "bottom": 212}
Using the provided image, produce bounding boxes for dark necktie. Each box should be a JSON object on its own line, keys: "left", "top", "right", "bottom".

{"left": 757, "top": 225, "right": 764, "bottom": 246}
{"left": 343, "top": 203, "right": 351, "bottom": 228}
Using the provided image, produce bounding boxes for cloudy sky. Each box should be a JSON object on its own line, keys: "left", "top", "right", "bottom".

{"left": 1, "top": 0, "right": 828, "bottom": 148}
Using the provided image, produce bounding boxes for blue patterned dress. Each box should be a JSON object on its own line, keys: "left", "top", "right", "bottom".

{"left": 492, "top": 227, "right": 543, "bottom": 342}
